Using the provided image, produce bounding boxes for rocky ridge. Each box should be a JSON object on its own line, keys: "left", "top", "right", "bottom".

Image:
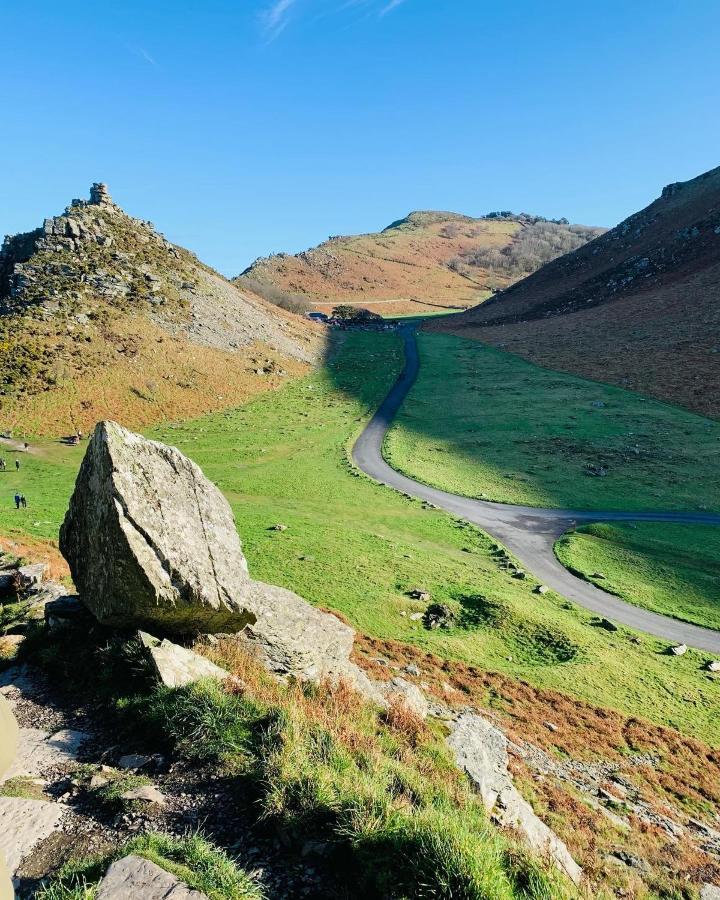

{"left": 0, "top": 184, "right": 321, "bottom": 435}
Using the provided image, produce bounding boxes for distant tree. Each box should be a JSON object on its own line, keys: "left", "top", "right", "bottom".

{"left": 332, "top": 305, "right": 382, "bottom": 323}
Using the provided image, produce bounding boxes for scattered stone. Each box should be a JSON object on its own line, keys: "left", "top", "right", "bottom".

{"left": 705, "top": 660, "right": 720, "bottom": 672}
{"left": 271, "top": 524, "right": 288, "bottom": 532}
{"left": 423, "top": 603, "right": 454, "bottom": 630}
{"left": 544, "top": 722, "right": 558, "bottom": 733}
{"left": 89, "top": 773, "right": 110, "bottom": 788}
{"left": 117, "top": 754, "right": 152, "bottom": 771}
{"left": 591, "top": 572, "right": 607, "bottom": 579}
{"left": 611, "top": 850, "right": 649, "bottom": 873}
{"left": 512, "top": 571, "right": 527, "bottom": 580}
{"left": 534, "top": 585, "right": 549, "bottom": 594}
{"left": 409, "top": 588, "right": 431, "bottom": 602}
{"left": 403, "top": 664, "right": 421, "bottom": 677}
{"left": 139, "top": 631, "right": 230, "bottom": 689}
{"left": 120, "top": 784, "right": 166, "bottom": 805}
{"left": 408, "top": 612, "right": 423, "bottom": 621}
{"left": 95, "top": 855, "right": 209, "bottom": 899}
{"left": 59, "top": 422, "right": 256, "bottom": 635}
{"left": 379, "top": 677, "right": 428, "bottom": 718}
{"left": 668, "top": 644, "right": 688, "bottom": 656}
{"left": 16, "top": 563, "right": 47, "bottom": 590}
{"left": 2, "top": 728, "right": 88, "bottom": 782}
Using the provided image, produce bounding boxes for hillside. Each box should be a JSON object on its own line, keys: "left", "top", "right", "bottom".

{"left": 0, "top": 184, "right": 321, "bottom": 436}
{"left": 238, "top": 210, "right": 603, "bottom": 317}
{"left": 431, "top": 165, "right": 720, "bottom": 416}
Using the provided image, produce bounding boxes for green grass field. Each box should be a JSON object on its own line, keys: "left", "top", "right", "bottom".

{"left": 384, "top": 332, "right": 720, "bottom": 511}
{"left": 556, "top": 522, "right": 720, "bottom": 631}
{"left": 1, "top": 331, "right": 719, "bottom": 743}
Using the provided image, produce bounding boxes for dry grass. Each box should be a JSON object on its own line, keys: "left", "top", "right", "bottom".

{"left": 0, "top": 534, "right": 69, "bottom": 580}
{"left": 352, "top": 634, "right": 720, "bottom": 894}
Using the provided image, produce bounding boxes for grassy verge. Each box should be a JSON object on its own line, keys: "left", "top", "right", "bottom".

{"left": 36, "top": 832, "right": 263, "bottom": 900}
{"left": 384, "top": 331, "right": 720, "bottom": 511}
{"left": 556, "top": 522, "right": 720, "bottom": 632}
{"left": 0, "top": 332, "right": 719, "bottom": 743}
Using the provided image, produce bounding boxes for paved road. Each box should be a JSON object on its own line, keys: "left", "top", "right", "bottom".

{"left": 352, "top": 325, "right": 720, "bottom": 654}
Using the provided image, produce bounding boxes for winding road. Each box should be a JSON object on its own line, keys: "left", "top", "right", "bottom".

{"left": 352, "top": 325, "right": 720, "bottom": 654}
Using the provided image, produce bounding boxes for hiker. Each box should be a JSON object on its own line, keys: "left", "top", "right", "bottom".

{"left": 20, "top": 495, "right": 27, "bottom": 508}
{"left": 14, "top": 459, "right": 19, "bottom": 471}
{"left": 14, "top": 494, "right": 20, "bottom": 510}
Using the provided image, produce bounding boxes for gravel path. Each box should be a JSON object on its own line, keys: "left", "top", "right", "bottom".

{"left": 352, "top": 324, "right": 720, "bottom": 653}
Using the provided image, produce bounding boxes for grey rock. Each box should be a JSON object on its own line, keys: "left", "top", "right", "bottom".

{"left": 534, "top": 585, "right": 549, "bottom": 594}
{"left": 120, "top": 784, "right": 166, "bottom": 805}
{"left": 117, "top": 754, "right": 152, "bottom": 771}
{"left": 705, "top": 660, "right": 720, "bottom": 672}
{"left": 403, "top": 663, "right": 421, "bottom": 677}
{"left": 379, "top": 677, "right": 428, "bottom": 718}
{"left": 669, "top": 643, "right": 688, "bottom": 656}
{"left": 44, "top": 595, "right": 90, "bottom": 631}
{"left": 140, "top": 631, "right": 230, "bottom": 689}
{"left": 701, "top": 885, "right": 720, "bottom": 900}
{"left": 60, "top": 422, "right": 256, "bottom": 635}
{"left": 17, "top": 563, "right": 47, "bottom": 590}
{"left": 0, "top": 797, "right": 65, "bottom": 874}
{"left": 447, "top": 713, "right": 582, "bottom": 884}
{"left": 95, "top": 855, "right": 209, "bottom": 899}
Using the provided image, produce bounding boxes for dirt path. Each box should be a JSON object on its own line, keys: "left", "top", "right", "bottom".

{"left": 352, "top": 324, "right": 720, "bottom": 653}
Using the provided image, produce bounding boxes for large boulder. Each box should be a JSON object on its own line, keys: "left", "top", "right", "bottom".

{"left": 59, "top": 423, "right": 376, "bottom": 696}
{"left": 60, "top": 422, "right": 256, "bottom": 635}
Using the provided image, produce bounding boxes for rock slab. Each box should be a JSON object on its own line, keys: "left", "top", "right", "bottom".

{"left": 0, "top": 796, "right": 65, "bottom": 874}
{"left": 60, "top": 421, "right": 256, "bottom": 635}
{"left": 448, "top": 713, "right": 582, "bottom": 884}
{"left": 139, "top": 631, "right": 230, "bottom": 689}
{"left": 95, "top": 855, "right": 209, "bottom": 899}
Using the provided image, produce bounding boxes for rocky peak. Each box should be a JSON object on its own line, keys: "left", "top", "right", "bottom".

{"left": 89, "top": 182, "right": 113, "bottom": 206}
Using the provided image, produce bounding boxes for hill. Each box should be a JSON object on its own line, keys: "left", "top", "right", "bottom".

{"left": 0, "top": 184, "right": 321, "bottom": 435}
{"left": 431, "top": 165, "right": 720, "bottom": 416}
{"left": 237, "top": 210, "right": 603, "bottom": 317}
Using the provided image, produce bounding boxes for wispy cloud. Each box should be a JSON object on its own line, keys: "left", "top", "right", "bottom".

{"left": 127, "top": 44, "right": 161, "bottom": 69}
{"left": 259, "top": 0, "right": 410, "bottom": 41}
{"left": 378, "top": 0, "right": 407, "bottom": 16}
{"left": 260, "top": 0, "right": 299, "bottom": 40}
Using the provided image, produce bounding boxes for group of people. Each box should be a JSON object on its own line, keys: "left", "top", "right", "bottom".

{"left": 0, "top": 448, "right": 27, "bottom": 509}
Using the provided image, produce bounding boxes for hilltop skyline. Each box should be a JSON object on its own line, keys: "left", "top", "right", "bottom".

{"left": 2, "top": 0, "right": 719, "bottom": 275}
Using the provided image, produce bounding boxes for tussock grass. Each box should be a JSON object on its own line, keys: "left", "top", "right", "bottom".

{"left": 35, "top": 832, "right": 263, "bottom": 900}
{"left": 110, "top": 637, "right": 570, "bottom": 897}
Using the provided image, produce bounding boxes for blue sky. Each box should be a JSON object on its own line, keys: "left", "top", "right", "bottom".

{"left": 3, "top": 0, "right": 719, "bottom": 275}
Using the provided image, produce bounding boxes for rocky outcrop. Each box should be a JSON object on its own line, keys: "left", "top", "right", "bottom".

{"left": 447, "top": 713, "right": 582, "bottom": 885}
{"left": 60, "top": 422, "right": 256, "bottom": 635}
{"left": 61, "top": 423, "right": 378, "bottom": 697}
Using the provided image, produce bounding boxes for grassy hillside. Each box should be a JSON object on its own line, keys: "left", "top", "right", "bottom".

{"left": 384, "top": 332, "right": 720, "bottom": 511}
{"left": 0, "top": 184, "right": 321, "bottom": 435}
{"left": 1, "top": 332, "right": 719, "bottom": 749}
{"left": 4, "top": 329, "right": 720, "bottom": 894}
{"left": 431, "top": 165, "right": 720, "bottom": 417}
{"left": 556, "top": 522, "right": 720, "bottom": 631}
{"left": 238, "top": 211, "right": 602, "bottom": 317}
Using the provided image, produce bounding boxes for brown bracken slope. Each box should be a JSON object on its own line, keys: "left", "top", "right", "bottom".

{"left": 0, "top": 184, "right": 322, "bottom": 436}
{"left": 237, "top": 211, "right": 602, "bottom": 316}
{"left": 430, "top": 165, "right": 720, "bottom": 417}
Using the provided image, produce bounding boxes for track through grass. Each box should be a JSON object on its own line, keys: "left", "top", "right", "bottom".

{"left": 0, "top": 332, "right": 719, "bottom": 742}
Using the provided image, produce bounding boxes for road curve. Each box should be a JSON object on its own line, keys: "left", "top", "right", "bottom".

{"left": 352, "top": 324, "right": 720, "bottom": 654}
